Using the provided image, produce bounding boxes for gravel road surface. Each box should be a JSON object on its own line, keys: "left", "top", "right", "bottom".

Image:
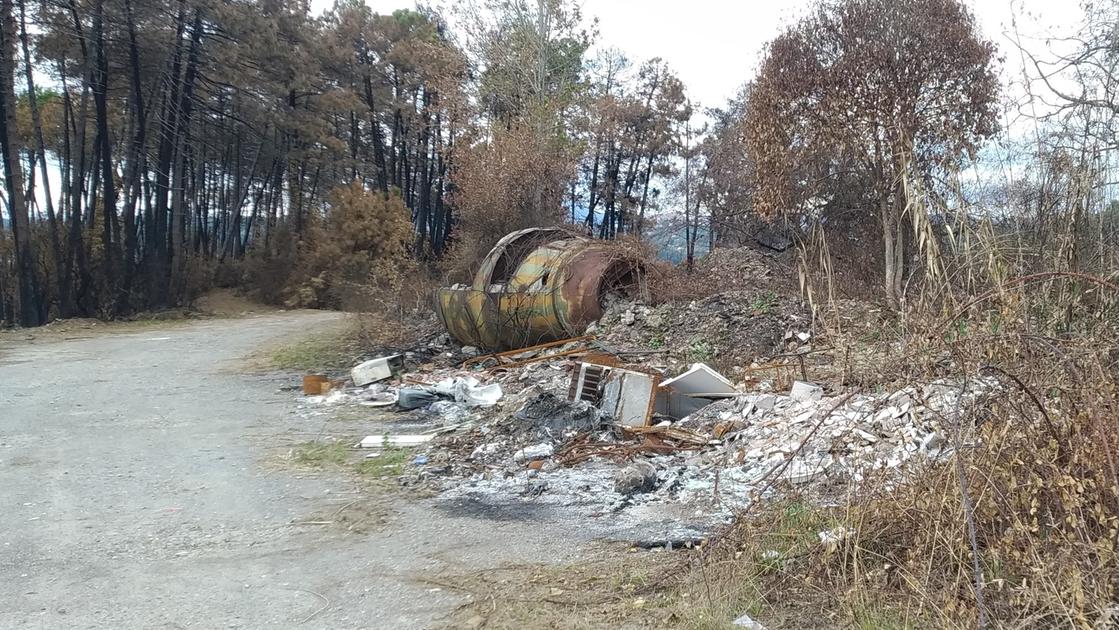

{"left": 0, "top": 312, "right": 597, "bottom": 629}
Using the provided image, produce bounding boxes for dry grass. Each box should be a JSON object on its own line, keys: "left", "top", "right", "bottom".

{"left": 239, "top": 317, "right": 364, "bottom": 374}
{"left": 434, "top": 547, "right": 690, "bottom": 630}
{"left": 671, "top": 161, "right": 1119, "bottom": 627}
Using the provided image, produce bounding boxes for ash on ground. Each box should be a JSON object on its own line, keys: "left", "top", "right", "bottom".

{"left": 297, "top": 326, "right": 995, "bottom": 547}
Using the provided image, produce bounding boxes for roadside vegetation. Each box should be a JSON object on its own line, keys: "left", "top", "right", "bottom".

{"left": 292, "top": 439, "right": 411, "bottom": 480}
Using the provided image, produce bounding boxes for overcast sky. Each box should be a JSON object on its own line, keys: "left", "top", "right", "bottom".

{"left": 309, "top": 0, "right": 1084, "bottom": 109}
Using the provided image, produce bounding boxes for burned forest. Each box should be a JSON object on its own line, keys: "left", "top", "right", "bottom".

{"left": 3, "top": 0, "right": 1119, "bottom": 628}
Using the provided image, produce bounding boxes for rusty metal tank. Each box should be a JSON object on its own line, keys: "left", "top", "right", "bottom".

{"left": 433, "top": 228, "right": 647, "bottom": 350}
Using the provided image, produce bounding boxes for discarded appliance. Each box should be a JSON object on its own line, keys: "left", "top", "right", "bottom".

{"left": 351, "top": 354, "right": 404, "bottom": 387}
{"left": 568, "top": 361, "right": 738, "bottom": 426}
{"left": 434, "top": 227, "right": 647, "bottom": 351}
{"left": 658, "top": 363, "right": 739, "bottom": 419}
{"left": 569, "top": 362, "right": 660, "bottom": 427}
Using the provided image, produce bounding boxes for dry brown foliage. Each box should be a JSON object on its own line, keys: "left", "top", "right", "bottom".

{"left": 744, "top": 0, "right": 999, "bottom": 306}
{"left": 444, "top": 126, "right": 574, "bottom": 281}
{"left": 240, "top": 181, "right": 413, "bottom": 311}
{"left": 682, "top": 171, "right": 1119, "bottom": 628}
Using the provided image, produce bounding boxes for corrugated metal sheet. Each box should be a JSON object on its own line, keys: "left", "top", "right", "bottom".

{"left": 434, "top": 228, "right": 646, "bottom": 351}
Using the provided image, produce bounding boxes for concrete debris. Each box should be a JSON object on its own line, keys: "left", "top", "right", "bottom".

{"left": 428, "top": 376, "right": 996, "bottom": 537}
{"left": 789, "top": 380, "right": 823, "bottom": 402}
{"left": 297, "top": 307, "right": 997, "bottom": 546}
{"left": 351, "top": 355, "right": 403, "bottom": 387}
{"left": 614, "top": 460, "right": 658, "bottom": 494}
{"left": 304, "top": 389, "right": 349, "bottom": 405}
{"left": 424, "top": 400, "right": 474, "bottom": 425}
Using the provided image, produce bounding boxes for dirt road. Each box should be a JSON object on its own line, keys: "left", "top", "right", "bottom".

{"left": 0, "top": 312, "right": 601, "bottom": 629}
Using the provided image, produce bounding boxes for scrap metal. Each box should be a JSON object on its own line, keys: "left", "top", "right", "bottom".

{"left": 434, "top": 228, "right": 646, "bottom": 351}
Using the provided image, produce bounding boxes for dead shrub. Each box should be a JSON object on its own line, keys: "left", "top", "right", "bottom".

{"left": 445, "top": 125, "right": 574, "bottom": 280}
{"left": 246, "top": 181, "right": 412, "bottom": 311}
{"left": 238, "top": 222, "right": 301, "bottom": 305}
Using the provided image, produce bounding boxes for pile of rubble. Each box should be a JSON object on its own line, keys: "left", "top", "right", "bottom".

{"left": 596, "top": 289, "right": 811, "bottom": 367}
{"left": 291, "top": 228, "right": 1001, "bottom": 542}
{"left": 429, "top": 372, "right": 995, "bottom": 528}
{"left": 299, "top": 336, "right": 996, "bottom": 541}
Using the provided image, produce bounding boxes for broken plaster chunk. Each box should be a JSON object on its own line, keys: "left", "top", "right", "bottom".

{"left": 512, "top": 443, "right": 554, "bottom": 463}
{"left": 851, "top": 428, "right": 878, "bottom": 443}
{"left": 789, "top": 381, "right": 823, "bottom": 402}
{"left": 469, "top": 441, "right": 502, "bottom": 460}
{"left": 753, "top": 394, "right": 777, "bottom": 411}
{"left": 782, "top": 457, "right": 831, "bottom": 484}
{"left": 919, "top": 431, "right": 946, "bottom": 456}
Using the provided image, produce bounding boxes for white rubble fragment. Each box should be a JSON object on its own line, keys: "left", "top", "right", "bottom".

{"left": 469, "top": 441, "right": 503, "bottom": 460}
{"left": 851, "top": 428, "right": 879, "bottom": 443}
{"left": 513, "top": 443, "right": 554, "bottom": 462}
{"left": 753, "top": 394, "right": 777, "bottom": 411}
{"left": 427, "top": 400, "right": 473, "bottom": 425}
{"left": 305, "top": 389, "right": 349, "bottom": 405}
{"left": 789, "top": 381, "right": 823, "bottom": 402}
{"left": 351, "top": 355, "right": 402, "bottom": 387}
{"left": 732, "top": 612, "right": 768, "bottom": 629}
{"left": 919, "top": 431, "right": 946, "bottom": 456}
{"left": 358, "top": 434, "right": 434, "bottom": 448}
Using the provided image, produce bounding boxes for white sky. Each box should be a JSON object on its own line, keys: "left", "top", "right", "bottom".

{"left": 311, "top": 0, "right": 1084, "bottom": 109}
